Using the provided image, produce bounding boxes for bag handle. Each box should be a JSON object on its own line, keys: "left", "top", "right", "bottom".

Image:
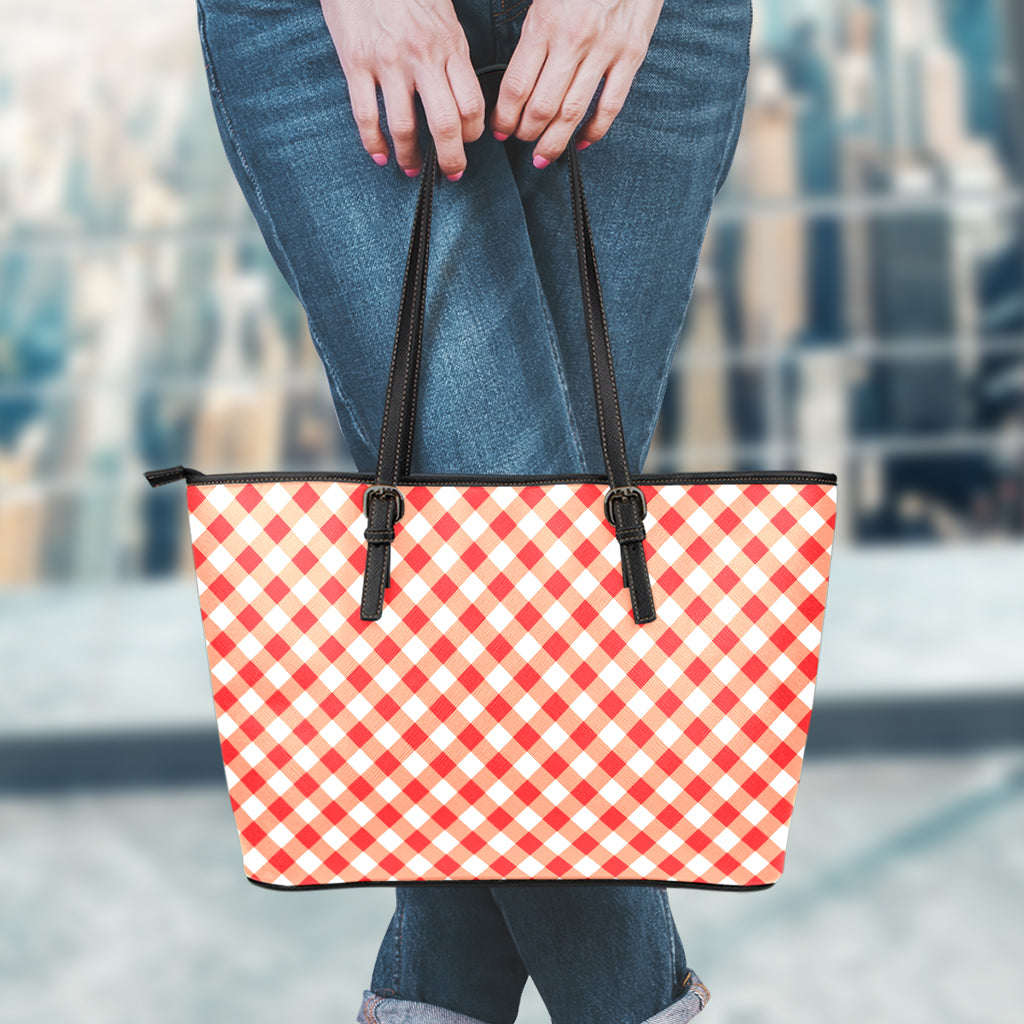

{"left": 360, "top": 63, "right": 656, "bottom": 625}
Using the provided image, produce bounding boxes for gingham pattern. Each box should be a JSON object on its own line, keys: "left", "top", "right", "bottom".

{"left": 186, "top": 477, "right": 836, "bottom": 888}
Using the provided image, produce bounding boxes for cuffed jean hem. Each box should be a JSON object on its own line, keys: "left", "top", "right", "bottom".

{"left": 357, "top": 969, "right": 710, "bottom": 1024}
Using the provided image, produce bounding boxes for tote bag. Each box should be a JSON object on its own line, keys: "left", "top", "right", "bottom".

{"left": 146, "top": 128, "right": 837, "bottom": 892}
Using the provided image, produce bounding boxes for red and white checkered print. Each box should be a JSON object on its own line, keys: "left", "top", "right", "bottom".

{"left": 186, "top": 477, "right": 836, "bottom": 888}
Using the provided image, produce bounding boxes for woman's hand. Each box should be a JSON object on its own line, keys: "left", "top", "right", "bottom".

{"left": 320, "top": 0, "right": 486, "bottom": 179}
{"left": 490, "top": 0, "right": 665, "bottom": 166}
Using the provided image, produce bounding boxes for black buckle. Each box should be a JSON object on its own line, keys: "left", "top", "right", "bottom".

{"left": 362, "top": 484, "right": 405, "bottom": 522}
{"left": 604, "top": 485, "right": 647, "bottom": 526}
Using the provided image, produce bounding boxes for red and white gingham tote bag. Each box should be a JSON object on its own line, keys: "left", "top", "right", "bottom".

{"left": 146, "top": 132, "right": 837, "bottom": 892}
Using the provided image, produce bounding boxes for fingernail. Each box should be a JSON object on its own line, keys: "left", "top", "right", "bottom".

{"left": 405, "top": 167, "right": 421, "bottom": 177}
{"left": 446, "top": 170, "right": 464, "bottom": 182}
{"left": 371, "top": 152, "right": 388, "bottom": 166}
{"left": 533, "top": 154, "right": 550, "bottom": 169}
{"left": 575, "top": 139, "right": 591, "bottom": 151}
{"left": 493, "top": 130, "right": 509, "bottom": 141}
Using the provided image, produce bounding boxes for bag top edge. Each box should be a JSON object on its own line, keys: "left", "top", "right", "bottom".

{"left": 163, "top": 468, "right": 838, "bottom": 487}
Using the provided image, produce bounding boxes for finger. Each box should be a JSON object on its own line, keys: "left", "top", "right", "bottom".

{"left": 378, "top": 69, "right": 423, "bottom": 175}
{"left": 490, "top": 40, "right": 548, "bottom": 141}
{"left": 573, "top": 56, "right": 637, "bottom": 148}
{"left": 531, "top": 57, "right": 607, "bottom": 166}
{"left": 445, "top": 50, "right": 487, "bottom": 146}
{"left": 346, "top": 66, "right": 391, "bottom": 165}
{"left": 416, "top": 67, "right": 470, "bottom": 179}
{"left": 513, "top": 51, "right": 578, "bottom": 145}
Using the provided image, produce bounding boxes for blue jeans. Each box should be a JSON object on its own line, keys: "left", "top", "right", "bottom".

{"left": 196, "top": 0, "right": 750, "bottom": 1020}
{"left": 359, "top": 883, "right": 710, "bottom": 1024}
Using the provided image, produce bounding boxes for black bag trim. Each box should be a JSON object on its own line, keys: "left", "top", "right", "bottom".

{"left": 145, "top": 465, "right": 837, "bottom": 488}
{"left": 245, "top": 875, "right": 776, "bottom": 893}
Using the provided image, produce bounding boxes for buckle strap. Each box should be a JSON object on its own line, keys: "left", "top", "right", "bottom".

{"left": 360, "top": 487, "right": 404, "bottom": 621}
{"left": 604, "top": 487, "right": 655, "bottom": 625}
{"left": 363, "top": 484, "right": 405, "bottom": 520}
{"left": 614, "top": 524, "right": 647, "bottom": 544}
{"left": 604, "top": 484, "right": 647, "bottom": 523}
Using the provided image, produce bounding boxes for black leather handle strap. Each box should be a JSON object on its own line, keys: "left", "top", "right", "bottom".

{"left": 361, "top": 64, "right": 655, "bottom": 625}
{"left": 376, "top": 147, "right": 437, "bottom": 487}
{"left": 564, "top": 130, "right": 655, "bottom": 625}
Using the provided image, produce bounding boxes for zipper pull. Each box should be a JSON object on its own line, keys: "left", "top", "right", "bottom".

{"left": 144, "top": 465, "right": 202, "bottom": 487}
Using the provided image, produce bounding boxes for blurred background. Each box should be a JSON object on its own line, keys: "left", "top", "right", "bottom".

{"left": 2, "top": 0, "right": 1022, "bottom": 1022}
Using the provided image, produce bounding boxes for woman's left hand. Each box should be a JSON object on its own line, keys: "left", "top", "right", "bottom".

{"left": 490, "top": 0, "right": 665, "bottom": 166}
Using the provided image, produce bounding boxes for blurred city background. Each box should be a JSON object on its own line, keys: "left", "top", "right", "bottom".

{"left": 1, "top": 0, "right": 1022, "bottom": 1022}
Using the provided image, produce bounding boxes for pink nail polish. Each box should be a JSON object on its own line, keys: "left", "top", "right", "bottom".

{"left": 493, "top": 130, "right": 509, "bottom": 142}
{"left": 446, "top": 171, "right": 464, "bottom": 182}
{"left": 372, "top": 152, "right": 388, "bottom": 166}
{"left": 405, "top": 167, "right": 421, "bottom": 177}
{"left": 533, "top": 154, "right": 550, "bottom": 169}
{"left": 575, "top": 140, "right": 591, "bottom": 151}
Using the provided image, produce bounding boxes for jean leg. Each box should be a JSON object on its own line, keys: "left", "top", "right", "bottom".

{"left": 487, "top": 883, "right": 707, "bottom": 1024}
{"left": 498, "top": 0, "right": 753, "bottom": 474}
{"left": 360, "top": 883, "right": 708, "bottom": 1024}
{"left": 363, "top": 885, "right": 528, "bottom": 1024}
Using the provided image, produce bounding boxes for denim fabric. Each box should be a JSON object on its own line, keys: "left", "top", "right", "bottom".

{"left": 358, "top": 972, "right": 710, "bottom": 1024}
{"left": 196, "top": 0, "right": 749, "bottom": 1020}
{"left": 360, "top": 883, "right": 710, "bottom": 1024}
{"left": 195, "top": 0, "right": 750, "bottom": 477}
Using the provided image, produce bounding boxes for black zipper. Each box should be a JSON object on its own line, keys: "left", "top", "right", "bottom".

{"left": 145, "top": 464, "right": 837, "bottom": 489}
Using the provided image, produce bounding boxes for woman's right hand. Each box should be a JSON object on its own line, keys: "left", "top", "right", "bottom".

{"left": 319, "top": 0, "right": 486, "bottom": 180}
